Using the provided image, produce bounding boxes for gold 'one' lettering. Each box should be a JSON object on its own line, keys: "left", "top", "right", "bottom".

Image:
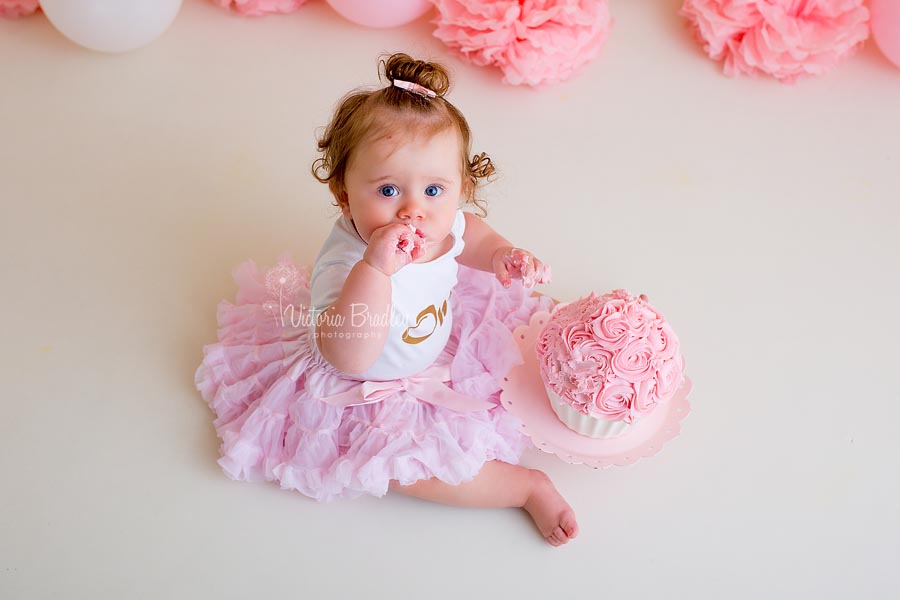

{"left": 402, "top": 297, "right": 450, "bottom": 345}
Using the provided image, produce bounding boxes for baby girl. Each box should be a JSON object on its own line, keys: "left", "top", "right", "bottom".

{"left": 196, "top": 53, "right": 577, "bottom": 546}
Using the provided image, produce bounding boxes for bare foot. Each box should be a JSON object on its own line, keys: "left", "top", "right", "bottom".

{"left": 522, "top": 470, "right": 578, "bottom": 547}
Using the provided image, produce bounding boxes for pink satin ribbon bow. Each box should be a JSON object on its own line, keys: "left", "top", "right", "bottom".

{"left": 320, "top": 364, "right": 493, "bottom": 413}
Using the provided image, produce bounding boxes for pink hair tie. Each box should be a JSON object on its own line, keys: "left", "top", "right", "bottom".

{"left": 392, "top": 79, "right": 437, "bottom": 98}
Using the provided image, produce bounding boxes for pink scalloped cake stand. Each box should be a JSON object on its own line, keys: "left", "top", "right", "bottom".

{"left": 500, "top": 311, "right": 692, "bottom": 469}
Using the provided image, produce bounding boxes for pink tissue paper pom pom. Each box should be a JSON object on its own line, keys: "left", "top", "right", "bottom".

{"left": 212, "top": 0, "right": 307, "bottom": 17}
{"left": 0, "top": 0, "right": 39, "bottom": 18}
{"left": 680, "top": 0, "right": 870, "bottom": 83}
{"left": 430, "top": 0, "right": 613, "bottom": 87}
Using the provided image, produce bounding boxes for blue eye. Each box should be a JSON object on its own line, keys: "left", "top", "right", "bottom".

{"left": 378, "top": 185, "right": 399, "bottom": 198}
{"left": 425, "top": 185, "right": 443, "bottom": 197}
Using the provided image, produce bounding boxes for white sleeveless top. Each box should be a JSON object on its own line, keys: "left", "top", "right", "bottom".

{"left": 309, "top": 210, "right": 466, "bottom": 381}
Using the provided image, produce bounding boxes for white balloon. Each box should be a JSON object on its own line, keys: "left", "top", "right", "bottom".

{"left": 40, "top": 0, "right": 183, "bottom": 53}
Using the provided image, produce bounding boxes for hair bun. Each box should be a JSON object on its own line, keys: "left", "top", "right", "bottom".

{"left": 381, "top": 53, "right": 451, "bottom": 97}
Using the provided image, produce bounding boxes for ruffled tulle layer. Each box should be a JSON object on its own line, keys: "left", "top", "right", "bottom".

{"left": 195, "top": 256, "right": 552, "bottom": 501}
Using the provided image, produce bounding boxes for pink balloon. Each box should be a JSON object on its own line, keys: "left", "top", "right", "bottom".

{"left": 325, "top": 0, "right": 431, "bottom": 29}
{"left": 872, "top": 0, "right": 900, "bottom": 69}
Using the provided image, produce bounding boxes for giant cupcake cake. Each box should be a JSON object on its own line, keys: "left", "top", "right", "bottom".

{"left": 536, "top": 290, "right": 685, "bottom": 439}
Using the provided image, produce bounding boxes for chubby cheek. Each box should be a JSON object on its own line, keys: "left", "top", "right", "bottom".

{"left": 428, "top": 207, "right": 459, "bottom": 240}
{"left": 354, "top": 203, "right": 397, "bottom": 244}
{"left": 355, "top": 217, "right": 380, "bottom": 244}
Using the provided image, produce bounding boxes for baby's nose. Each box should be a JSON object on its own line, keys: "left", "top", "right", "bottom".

{"left": 398, "top": 198, "right": 425, "bottom": 220}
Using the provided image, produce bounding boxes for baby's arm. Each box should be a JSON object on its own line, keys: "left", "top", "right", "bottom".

{"left": 457, "top": 213, "right": 551, "bottom": 288}
{"left": 315, "top": 261, "right": 392, "bottom": 374}
{"left": 316, "top": 223, "right": 425, "bottom": 374}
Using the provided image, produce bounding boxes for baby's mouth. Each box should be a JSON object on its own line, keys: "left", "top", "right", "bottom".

{"left": 401, "top": 223, "right": 425, "bottom": 239}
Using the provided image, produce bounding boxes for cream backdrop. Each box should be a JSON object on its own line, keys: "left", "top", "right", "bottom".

{"left": 2, "top": 1, "right": 898, "bottom": 598}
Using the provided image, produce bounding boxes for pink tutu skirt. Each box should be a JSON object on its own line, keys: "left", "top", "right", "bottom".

{"left": 194, "top": 256, "right": 552, "bottom": 502}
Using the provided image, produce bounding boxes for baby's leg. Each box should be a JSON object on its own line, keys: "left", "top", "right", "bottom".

{"left": 389, "top": 461, "right": 578, "bottom": 546}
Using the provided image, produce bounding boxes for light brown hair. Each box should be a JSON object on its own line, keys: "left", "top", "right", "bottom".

{"left": 312, "top": 53, "right": 495, "bottom": 216}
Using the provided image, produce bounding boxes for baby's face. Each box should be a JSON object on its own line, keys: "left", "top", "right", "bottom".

{"left": 342, "top": 127, "right": 463, "bottom": 260}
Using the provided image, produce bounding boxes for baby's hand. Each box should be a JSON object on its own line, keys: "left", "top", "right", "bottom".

{"left": 492, "top": 246, "right": 551, "bottom": 289}
{"left": 363, "top": 223, "right": 426, "bottom": 276}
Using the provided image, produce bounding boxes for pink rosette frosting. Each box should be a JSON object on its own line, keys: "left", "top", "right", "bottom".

{"left": 593, "top": 381, "right": 633, "bottom": 422}
{"left": 536, "top": 290, "right": 685, "bottom": 424}
{"left": 212, "top": 0, "right": 307, "bottom": 17}
{"left": 429, "top": 0, "right": 613, "bottom": 86}
{"left": 611, "top": 339, "right": 656, "bottom": 383}
{"left": 0, "top": 0, "right": 39, "bottom": 18}
{"left": 680, "top": 0, "right": 870, "bottom": 83}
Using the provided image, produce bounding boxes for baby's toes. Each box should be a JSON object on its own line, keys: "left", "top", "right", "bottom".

{"left": 561, "top": 512, "right": 579, "bottom": 539}
{"left": 546, "top": 534, "right": 561, "bottom": 547}
{"left": 553, "top": 526, "right": 569, "bottom": 544}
